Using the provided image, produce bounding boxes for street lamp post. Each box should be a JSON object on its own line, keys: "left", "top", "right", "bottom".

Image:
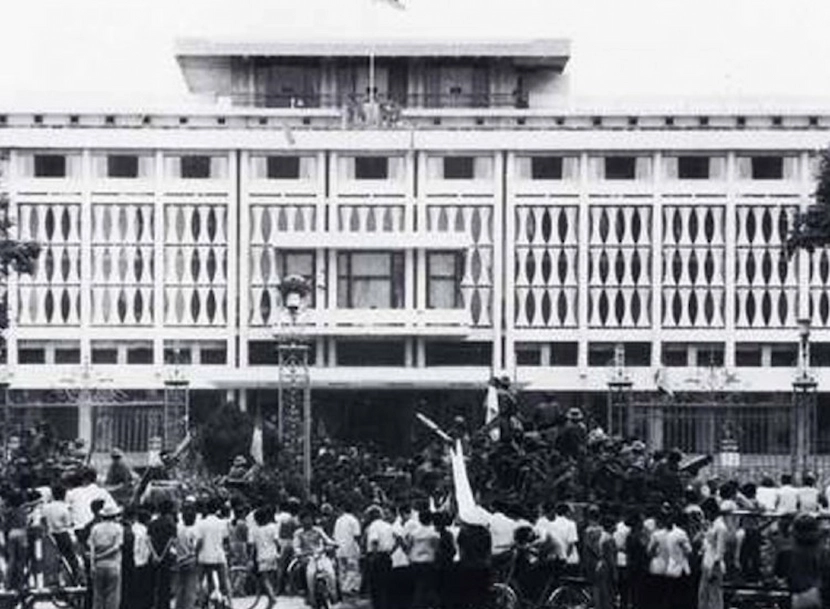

{"left": 793, "top": 317, "right": 818, "bottom": 475}
{"left": 274, "top": 275, "right": 312, "bottom": 490}
{"left": 607, "top": 343, "right": 633, "bottom": 437}
{"left": 163, "top": 345, "right": 190, "bottom": 453}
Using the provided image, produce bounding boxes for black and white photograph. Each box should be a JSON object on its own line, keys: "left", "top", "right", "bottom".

{"left": 2, "top": 1, "right": 830, "bottom": 608}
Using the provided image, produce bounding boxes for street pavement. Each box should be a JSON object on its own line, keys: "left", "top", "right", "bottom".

{"left": 232, "top": 596, "right": 371, "bottom": 609}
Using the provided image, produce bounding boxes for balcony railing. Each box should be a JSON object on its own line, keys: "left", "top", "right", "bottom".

{"left": 230, "top": 91, "right": 526, "bottom": 110}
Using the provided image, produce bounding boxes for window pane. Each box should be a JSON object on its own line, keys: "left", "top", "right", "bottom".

{"left": 127, "top": 347, "right": 153, "bottom": 364}
{"left": 267, "top": 156, "right": 300, "bottom": 179}
{"left": 55, "top": 348, "right": 81, "bottom": 364}
{"left": 18, "top": 348, "right": 45, "bottom": 364}
{"left": 107, "top": 155, "right": 139, "bottom": 178}
{"left": 352, "top": 279, "right": 391, "bottom": 308}
{"left": 443, "top": 156, "right": 474, "bottom": 179}
{"left": 429, "top": 253, "right": 457, "bottom": 276}
{"left": 531, "top": 156, "right": 563, "bottom": 180}
{"left": 551, "top": 342, "right": 578, "bottom": 366}
{"left": 428, "top": 280, "right": 459, "bottom": 309}
{"left": 677, "top": 156, "right": 709, "bottom": 179}
{"left": 736, "top": 343, "right": 762, "bottom": 367}
{"left": 283, "top": 252, "right": 314, "bottom": 276}
{"left": 201, "top": 347, "right": 227, "bottom": 365}
{"left": 604, "top": 157, "right": 636, "bottom": 180}
{"left": 34, "top": 155, "right": 66, "bottom": 178}
{"left": 164, "top": 347, "right": 193, "bottom": 365}
{"left": 351, "top": 253, "right": 391, "bottom": 276}
{"left": 180, "top": 156, "right": 211, "bottom": 179}
{"left": 354, "top": 156, "right": 389, "bottom": 180}
{"left": 751, "top": 156, "right": 783, "bottom": 180}
{"left": 92, "top": 348, "right": 118, "bottom": 364}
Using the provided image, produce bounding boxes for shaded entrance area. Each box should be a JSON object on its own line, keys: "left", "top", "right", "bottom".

{"left": 247, "top": 388, "right": 486, "bottom": 455}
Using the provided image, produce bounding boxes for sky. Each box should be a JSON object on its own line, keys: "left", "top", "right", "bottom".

{"left": 4, "top": 0, "right": 830, "bottom": 106}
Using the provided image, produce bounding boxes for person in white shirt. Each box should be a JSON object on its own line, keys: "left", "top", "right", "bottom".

{"left": 42, "top": 483, "right": 83, "bottom": 583}
{"left": 756, "top": 477, "right": 779, "bottom": 513}
{"left": 251, "top": 506, "right": 280, "bottom": 609}
{"left": 365, "top": 506, "right": 396, "bottom": 609}
{"left": 67, "top": 467, "right": 117, "bottom": 534}
{"left": 776, "top": 474, "right": 799, "bottom": 514}
{"left": 550, "top": 503, "right": 580, "bottom": 572}
{"left": 533, "top": 502, "right": 564, "bottom": 563}
{"left": 796, "top": 473, "right": 823, "bottom": 513}
{"left": 194, "top": 498, "right": 231, "bottom": 601}
{"left": 406, "top": 506, "right": 440, "bottom": 609}
{"left": 332, "top": 501, "right": 362, "bottom": 596}
{"left": 390, "top": 503, "right": 412, "bottom": 609}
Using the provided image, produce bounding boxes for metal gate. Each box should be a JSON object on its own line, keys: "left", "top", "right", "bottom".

{"left": 610, "top": 393, "right": 819, "bottom": 475}
{"left": 1, "top": 387, "right": 188, "bottom": 456}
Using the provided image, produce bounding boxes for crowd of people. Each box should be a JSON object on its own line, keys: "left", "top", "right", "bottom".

{"left": 4, "top": 382, "right": 830, "bottom": 609}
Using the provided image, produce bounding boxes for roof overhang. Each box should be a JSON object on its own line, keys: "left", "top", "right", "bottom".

{"left": 175, "top": 37, "right": 570, "bottom": 70}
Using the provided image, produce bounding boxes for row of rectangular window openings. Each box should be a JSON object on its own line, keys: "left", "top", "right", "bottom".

{"left": 16, "top": 346, "right": 227, "bottom": 365}
{"left": 29, "top": 153, "right": 794, "bottom": 180}
{"left": 2, "top": 115, "right": 821, "bottom": 128}
{"left": 7, "top": 340, "right": 830, "bottom": 368}
{"left": 515, "top": 342, "right": 826, "bottom": 368}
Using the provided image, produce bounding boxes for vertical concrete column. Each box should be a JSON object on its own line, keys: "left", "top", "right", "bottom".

{"left": 6, "top": 151, "right": 19, "bottom": 370}
{"left": 153, "top": 151, "right": 165, "bottom": 367}
{"left": 651, "top": 152, "right": 664, "bottom": 371}
{"left": 326, "top": 153, "right": 339, "bottom": 368}
{"left": 491, "top": 152, "right": 505, "bottom": 375}
{"left": 577, "top": 153, "right": 590, "bottom": 370}
{"left": 227, "top": 150, "right": 239, "bottom": 369}
{"left": 798, "top": 151, "right": 812, "bottom": 321}
{"left": 724, "top": 152, "right": 738, "bottom": 368}
{"left": 503, "top": 151, "right": 517, "bottom": 374}
{"left": 78, "top": 150, "right": 93, "bottom": 447}
{"left": 238, "top": 150, "right": 251, "bottom": 370}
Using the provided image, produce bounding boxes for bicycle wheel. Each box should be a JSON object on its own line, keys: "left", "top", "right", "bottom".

{"left": 544, "top": 583, "right": 593, "bottom": 609}
{"left": 313, "top": 575, "right": 330, "bottom": 609}
{"left": 228, "top": 567, "right": 264, "bottom": 609}
{"left": 487, "top": 583, "right": 518, "bottom": 609}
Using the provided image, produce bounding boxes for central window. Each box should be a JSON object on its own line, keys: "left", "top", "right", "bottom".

{"left": 677, "top": 156, "right": 709, "bottom": 179}
{"left": 337, "top": 252, "right": 404, "bottom": 309}
{"left": 427, "top": 252, "right": 464, "bottom": 308}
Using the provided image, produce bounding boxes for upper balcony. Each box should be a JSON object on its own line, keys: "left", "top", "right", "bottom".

{"left": 175, "top": 38, "right": 570, "bottom": 111}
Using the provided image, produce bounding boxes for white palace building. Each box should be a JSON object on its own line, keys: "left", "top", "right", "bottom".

{"left": 2, "top": 37, "right": 830, "bottom": 460}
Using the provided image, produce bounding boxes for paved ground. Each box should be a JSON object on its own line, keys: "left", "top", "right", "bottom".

{"left": 232, "top": 596, "right": 371, "bottom": 609}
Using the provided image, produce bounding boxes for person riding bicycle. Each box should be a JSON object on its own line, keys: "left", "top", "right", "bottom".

{"left": 291, "top": 505, "right": 337, "bottom": 608}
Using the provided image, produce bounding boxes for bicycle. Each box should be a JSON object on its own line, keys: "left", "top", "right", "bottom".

{"left": 488, "top": 547, "right": 580, "bottom": 609}
{"left": 544, "top": 576, "right": 594, "bottom": 609}
{"left": 227, "top": 563, "right": 267, "bottom": 609}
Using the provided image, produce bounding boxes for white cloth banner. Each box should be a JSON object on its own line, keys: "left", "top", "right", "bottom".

{"left": 250, "top": 424, "right": 264, "bottom": 466}
{"left": 450, "top": 440, "right": 491, "bottom": 526}
{"left": 485, "top": 385, "right": 500, "bottom": 442}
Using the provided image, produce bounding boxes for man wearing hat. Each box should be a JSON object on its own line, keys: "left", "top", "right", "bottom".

{"left": 105, "top": 449, "right": 136, "bottom": 505}
{"left": 89, "top": 504, "right": 124, "bottom": 609}
{"left": 556, "top": 408, "right": 587, "bottom": 459}
{"left": 227, "top": 455, "right": 248, "bottom": 480}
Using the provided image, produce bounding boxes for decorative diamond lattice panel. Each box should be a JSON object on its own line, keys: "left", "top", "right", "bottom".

{"left": 90, "top": 203, "right": 154, "bottom": 326}
{"left": 514, "top": 204, "right": 578, "bottom": 328}
{"left": 734, "top": 204, "right": 798, "bottom": 328}
{"left": 661, "top": 205, "right": 725, "bottom": 328}
{"left": 163, "top": 203, "right": 228, "bottom": 326}
{"left": 808, "top": 248, "right": 830, "bottom": 326}
{"left": 337, "top": 205, "right": 405, "bottom": 234}
{"left": 426, "top": 204, "right": 493, "bottom": 327}
{"left": 587, "top": 205, "right": 652, "bottom": 328}
{"left": 17, "top": 203, "right": 81, "bottom": 326}
{"left": 248, "top": 201, "right": 318, "bottom": 327}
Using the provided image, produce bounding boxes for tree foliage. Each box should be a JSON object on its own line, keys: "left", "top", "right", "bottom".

{"left": 785, "top": 146, "right": 830, "bottom": 258}
{"left": 0, "top": 193, "right": 41, "bottom": 329}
